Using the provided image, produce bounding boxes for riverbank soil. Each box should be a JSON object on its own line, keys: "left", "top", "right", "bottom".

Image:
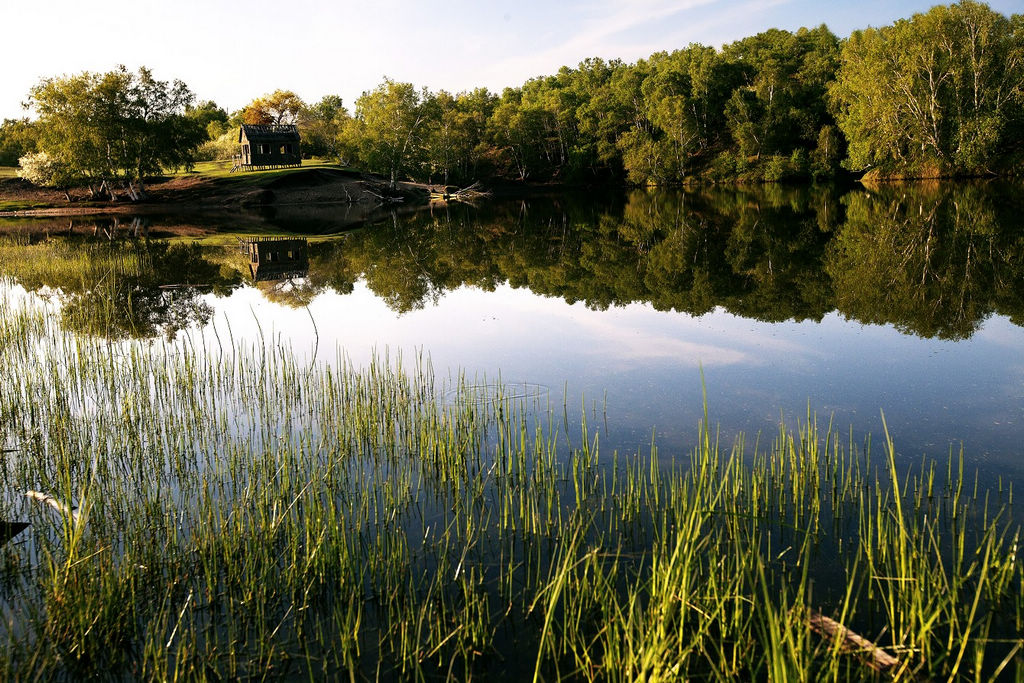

{"left": 0, "top": 166, "right": 434, "bottom": 219}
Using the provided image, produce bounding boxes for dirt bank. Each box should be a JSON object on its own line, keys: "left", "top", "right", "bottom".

{"left": 0, "top": 167, "right": 433, "bottom": 223}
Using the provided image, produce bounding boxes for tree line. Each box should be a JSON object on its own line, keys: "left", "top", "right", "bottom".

{"left": 3, "top": 1, "right": 1021, "bottom": 190}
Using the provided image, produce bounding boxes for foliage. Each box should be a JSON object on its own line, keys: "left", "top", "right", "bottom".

{"left": 340, "top": 79, "right": 427, "bottom": 185}
{"left": 0, "top": 118, "right": 38, "bottom": 166}
{"left": 28, "top": 66, "right": 206, "bottom": 188}
{"left": 420, "top": 88, "right": 497, "bottom": 184}
{"left": 194, "top": 129, "right": 240, "bottom": 162}
{"left": 16, "top": 151, "right": 68, "bottom": 187}
{"left": 241, "top": 89, "right": 305, "bottom": 125}
{"left": 185, "top": 100, "right": 229, "bottom": 140}
{"left": 20, "top": 3, "right": 1020, "bottom": 189}
{"left": 313, "top": 2, "right": 1013, "bottom": 184}
{"left": 297, "top": 95, "right": 350, "bottom": 158}
{"left": 831, "top": 1, "right": 1024, "bottom": 176}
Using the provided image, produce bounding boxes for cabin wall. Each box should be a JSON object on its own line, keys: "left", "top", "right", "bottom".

{"left": 241, "top": 136, "right": 300, "bottom": 167}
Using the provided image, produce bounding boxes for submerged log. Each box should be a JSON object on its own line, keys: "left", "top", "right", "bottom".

{"left": 25, "top": 490, "right": 81, "bottom": 523}
{"left": 807, "top": 609, "right": 900, "bottom": 672}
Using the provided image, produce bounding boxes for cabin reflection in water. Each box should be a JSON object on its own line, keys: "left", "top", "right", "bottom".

{"left": 241, "top": 237, "right": 310, "bottom": 282}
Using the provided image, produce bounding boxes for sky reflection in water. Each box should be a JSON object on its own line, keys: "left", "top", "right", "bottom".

{"left": 210, "top": 280, "right": 1024, "bottom": 481}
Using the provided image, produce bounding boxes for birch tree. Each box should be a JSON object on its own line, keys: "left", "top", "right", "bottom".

{"left": 831, "top": 1, "right": 1024, "bottom": 176}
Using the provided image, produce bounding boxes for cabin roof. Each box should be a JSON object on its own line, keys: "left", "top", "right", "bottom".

{"left": 239, "top": 124, "right": 301, "bottom": 143}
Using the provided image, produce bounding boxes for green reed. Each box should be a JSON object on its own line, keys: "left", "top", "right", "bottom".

{"left": 0, "top": 285, "right": 1020, "bottom": 680}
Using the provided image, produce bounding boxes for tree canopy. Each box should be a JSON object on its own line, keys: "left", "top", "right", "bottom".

{"left": 830, "top": 1, "right": 1024, "bottom": 176}
{"left": 12, "top": 2, "right": 1021, "bottom": 186}
{"left": 26, "top": 66, "right": 205, "bottom": 191}
{"left": 241, "top": 89, "right": 305, "bottom": 125}
{"left": 339, "top": 79, "right": 427, "bottom": 186}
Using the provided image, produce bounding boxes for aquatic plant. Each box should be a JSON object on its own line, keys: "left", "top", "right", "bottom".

{"left": 0, "top": 286, "right": 1019, "bottom": 680}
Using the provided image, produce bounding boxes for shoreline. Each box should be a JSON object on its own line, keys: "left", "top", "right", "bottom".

{"left": 1, "top": 168, "right": 1018, "bottom": 222}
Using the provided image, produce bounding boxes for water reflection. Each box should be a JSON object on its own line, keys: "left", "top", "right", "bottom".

{"left": 0, "top": 224, "right": 239, "bottom": 339}
{"left": 243, "top": 237, "right": 309, "bottom": 282}
{"left": 2, "top": 181, "right": 1021, "bottom": 341}
{"left": 1, "top": 182, "right": 1022, "bottom": 475}
{"left": 828, "top": 183, "right": 1024, "bottom": 339}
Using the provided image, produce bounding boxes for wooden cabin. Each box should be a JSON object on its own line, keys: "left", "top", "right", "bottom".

{"left": 242, "top": 237, "right": 309, "bottom": 281}
{"left": 233, "top": 124, "right": 301, "bottom": 171}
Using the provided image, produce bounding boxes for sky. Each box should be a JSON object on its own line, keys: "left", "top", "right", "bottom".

{"left": 2, "top": 0, "right": 1021, "bottom": 120}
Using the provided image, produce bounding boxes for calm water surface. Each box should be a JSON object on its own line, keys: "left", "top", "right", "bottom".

{"left": 4, "top": 181, "right": 1023, "bottom": 481}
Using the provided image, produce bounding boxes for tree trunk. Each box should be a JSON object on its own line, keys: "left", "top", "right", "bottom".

{"left": 99, "top": 180, "right": 118, "bottom": 202}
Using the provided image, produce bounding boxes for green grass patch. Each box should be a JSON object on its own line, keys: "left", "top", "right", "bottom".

{"left": 170, "top": 158, "right": 353, "bottom": 182}
{"left": 0, "top": 200, "right": 57, "bottom": 211}
{"left": 0, "top": 166, "right": 18, "bottom": 179}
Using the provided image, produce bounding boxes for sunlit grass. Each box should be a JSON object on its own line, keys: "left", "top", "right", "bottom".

{"left": 0, "top": 284, "right": 1019, "bottom": 680}
{"left": 0, "top": 200, "right": 54, "bottom": 212}
{"left": 171, "top": 158, "right": 354, "bottom": 181}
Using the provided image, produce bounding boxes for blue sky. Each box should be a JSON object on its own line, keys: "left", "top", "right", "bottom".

{"left": 3, "top": 0, "right": 1021, "bottom": 120}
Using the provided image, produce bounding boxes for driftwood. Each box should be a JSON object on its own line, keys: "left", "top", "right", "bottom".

{"left": 452, "top": 181, "right": 491, "bottom": 199}
{"left": 807, "top": 609, "right": 901, "bottom": 672}
{"left": 25, "top": 490, "right": 81, "bottom": 523}
{"left": 125, "top": 179, "right": 148, "bottom": 202}
{"left": 363, "top": 186, "right": 405, "bottom": 204}
{"left": 430, "top": 181, "right": 492, "bottom": 203}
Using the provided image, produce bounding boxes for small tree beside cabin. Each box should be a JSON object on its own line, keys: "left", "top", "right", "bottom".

{"left": 234, "top": 124, "right": 301, "bottom": 171}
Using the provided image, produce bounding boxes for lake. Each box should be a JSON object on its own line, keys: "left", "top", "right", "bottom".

{"left": 4, "top": 180, "right": 1021, "bottom": 480}
{"left": 2, "top": 180, "right": 1023, "bottom": 679}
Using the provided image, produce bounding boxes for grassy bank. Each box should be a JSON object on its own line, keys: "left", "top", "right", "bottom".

{"left": 0, "top": 285, "right": 1020, "bottom": 680}
{"left": 0, "top": 160, "right": 428, "bottom": 222}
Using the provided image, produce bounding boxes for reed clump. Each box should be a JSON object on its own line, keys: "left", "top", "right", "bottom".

{"left": 0, "top": 287, "right": 1019, "bottom": 681}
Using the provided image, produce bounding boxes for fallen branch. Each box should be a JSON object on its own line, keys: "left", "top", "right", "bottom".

{"left": 363, "top": 187, "right": 404, "bottom": 204}
{"left": 807, "top": 609, "right": 900, "bottom": 672}
{"left": 25, "top": 490, "right": 81, "bottom": 524}
{"left": 430, "top": 181, "right": 492, "bottom": 203}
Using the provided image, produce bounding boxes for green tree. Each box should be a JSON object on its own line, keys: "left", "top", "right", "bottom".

{"left": 615, "top": 45, "right": 736, "bottom": 183}
{"left": 341, "top": 79, "right": 427, "bottom": 185}
{"left": 831, "top": 1, "right": 1024, "bottom": 176}
{"left": 486, "top": 88, "right": 545, "bottom": 180}
{"left": 186, "top": 100, "right": 228, "bottom": 140}
{"left": 29, "top": 66, "right": 205, "bottom": 195}
{"left": 298, "top": 95, "right": 350, "bottom": 158}
{"left": 420, "top": 88, "right": 496, "bottom": 184}
{"left": 723, "top": 26, "right": 840, "bottom": 162}
{"left": 0, "top": 118, "right": 38, "bottom": 166}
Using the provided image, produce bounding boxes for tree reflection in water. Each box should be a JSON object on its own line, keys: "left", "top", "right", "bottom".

{"left": 1, "top": 181, "right": 1021, "bottom": 340}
